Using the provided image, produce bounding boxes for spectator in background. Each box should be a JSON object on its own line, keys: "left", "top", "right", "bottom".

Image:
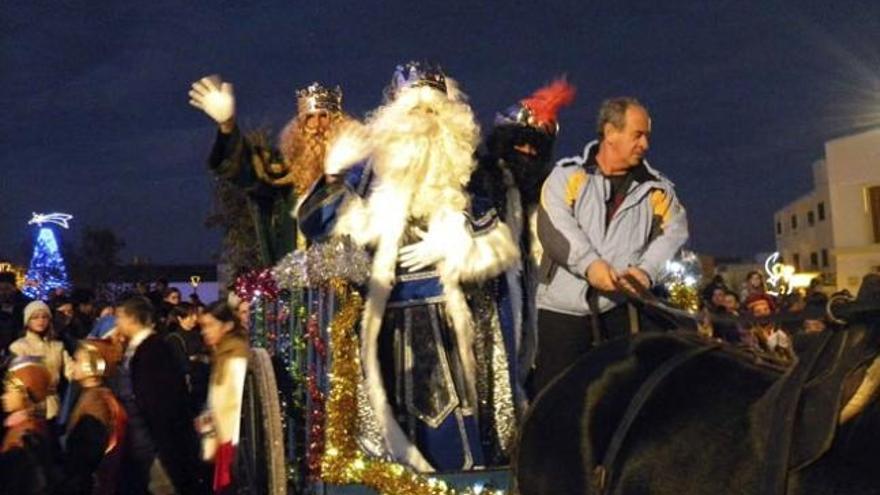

{"left": 114, "top": 297, "right": 208, "bottom": 495}
{"left": 0, "top": 271, "right": 30, "bottom": 354}
{"left": 740, "top": 270, "right": 767, "bottom": 302}
{"left": 0, "top": 357, "right": 54, "bottom": 495}
{"left": 227, "top": 292, "right": 250, "bottom": 330}
{"left": 155, "top": 288, "right": 181, "bottom": 334}
{"left": 71, "top": 288, "right": 98, "bottom": 331}
{"left": 134, "top": 281, "right": 149, "bottom": 298}
{"left": 744, "top": 293, "right": 793, "bottom": 361}
{"left": 701, "top": 273, "right": 729, "bottom": 303}
{"left": 198, "top": 301, "right": 249, "bottom": 494}
{"left": 53, "top": 297, "right": 88, "bottom": 355}
{"left": 165, "top": 303, "right": 210, "bottom": 414}
{"left": 60, "top": 339, "right": 127, "bottom": 495}
{"left": 707, "top": 286, "right": 728, "bottom": 314}
{"left": 147, "top": 278, "right": 169, "bottom": 308}
{"left": 711, "top": 289, "right": 747, "bottom": 344}
{"left": 9, "top": 301, "right": 73, "bottom": 421}
{"left": 162, "top": 288, "right": 181, "bottom": 307}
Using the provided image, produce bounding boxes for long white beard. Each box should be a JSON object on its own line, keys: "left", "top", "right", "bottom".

{"left": 369, "top": 89, "right": 479, "bottom": 218}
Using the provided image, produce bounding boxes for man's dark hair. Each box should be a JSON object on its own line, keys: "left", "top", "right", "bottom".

{"left": 118, "top": 296, "right": 155, "bottom": 326}
{"left": 168, "top": 302, "right": 197, "bottom": 323}
{"left": 596, "top": 97, "right": 646, "bottom": 140}
{"left": 163, "top": 287, "right": 181, "bottom": 298}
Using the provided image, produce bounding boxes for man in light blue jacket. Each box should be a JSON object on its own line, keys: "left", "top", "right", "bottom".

{"left": 531, "top": 97, "right": 688, "bottom": 394}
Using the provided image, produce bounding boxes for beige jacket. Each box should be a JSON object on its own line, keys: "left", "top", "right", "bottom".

{"left": 9, "top": 331, "right": 73, "bottom": 419}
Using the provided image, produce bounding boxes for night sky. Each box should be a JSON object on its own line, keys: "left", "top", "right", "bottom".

{"left": 3, "top": 1, "right": 880, "bottom": 265}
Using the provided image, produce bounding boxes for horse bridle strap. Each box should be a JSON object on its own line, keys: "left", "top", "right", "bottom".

{"left": 593, "top": 342, "right": 721, "bottom": 494}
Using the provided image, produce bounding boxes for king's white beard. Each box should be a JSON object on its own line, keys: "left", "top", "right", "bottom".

{"left": 369, "top": 101, "right": 477, "bottom": 219}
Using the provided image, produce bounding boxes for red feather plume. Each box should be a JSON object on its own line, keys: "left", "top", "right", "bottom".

{"left": 521, "top": 78, "right": 577, "bottom": 126}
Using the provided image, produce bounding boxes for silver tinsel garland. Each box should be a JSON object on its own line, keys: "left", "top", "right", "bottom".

{"left": 273, "top": 236, "right": 372, "bottom": 289}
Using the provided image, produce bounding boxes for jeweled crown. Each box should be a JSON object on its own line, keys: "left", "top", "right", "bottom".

{"left": 296, "top": 83, "right": 343, "bottom": 114}
{"left": 390, "top": 61, "right": 447, "bottom": 95}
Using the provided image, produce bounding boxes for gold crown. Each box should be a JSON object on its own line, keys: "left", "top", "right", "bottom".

{"left": 296, "top": 83, "right": 343, "bottom": 115}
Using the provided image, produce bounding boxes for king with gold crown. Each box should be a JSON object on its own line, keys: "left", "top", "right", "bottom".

{"left": 188, "top": 76, "right": 355, "bottom": 265}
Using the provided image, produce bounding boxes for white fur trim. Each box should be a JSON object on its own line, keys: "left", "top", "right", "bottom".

{"left": 324, "top": 122, "right": 371, "bottom": 176}
{"left": 427, "top": 209, "right": 520, "bottom": 284}
{"left": 528, "top": 207, "right": 543, "bottom": 266}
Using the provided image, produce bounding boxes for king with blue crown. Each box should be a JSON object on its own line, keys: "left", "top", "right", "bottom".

{"left": 296, "top": 61, "right": 521, "bottom": 472}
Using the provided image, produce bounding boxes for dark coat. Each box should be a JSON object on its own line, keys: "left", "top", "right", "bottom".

{"left": 130, "top": 334, "right": 209, "bottom": 494}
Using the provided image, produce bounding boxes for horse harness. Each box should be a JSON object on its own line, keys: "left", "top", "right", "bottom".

{"left": 590, "top": 312, "right": 879, "bottom": 494}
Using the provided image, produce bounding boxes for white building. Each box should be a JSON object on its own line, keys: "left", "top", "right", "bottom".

{"left": 774, "top": 127, "right": 880, "bottom": 294}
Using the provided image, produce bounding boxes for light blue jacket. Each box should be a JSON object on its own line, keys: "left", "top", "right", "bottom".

{"left": 535, "top": 141, "right": 688, "bottom": 315}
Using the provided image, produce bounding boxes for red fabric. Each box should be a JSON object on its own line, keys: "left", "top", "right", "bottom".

{"left": 213, "top": 441, "right": 236, "bottom": 492}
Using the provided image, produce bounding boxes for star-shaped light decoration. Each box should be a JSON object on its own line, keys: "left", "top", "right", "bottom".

{"left": 28, "top": 212, "right": 74, "bottom": 229}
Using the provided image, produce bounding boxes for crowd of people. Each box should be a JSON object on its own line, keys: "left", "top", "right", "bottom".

{"left": 4, "top": 59, "right": 874, "bottom": 494}
{"left": 697, "top": 270, "right": 844, "bottom": 361}
{"left": 0, "top": 272, "right": 250, "bottom": 494}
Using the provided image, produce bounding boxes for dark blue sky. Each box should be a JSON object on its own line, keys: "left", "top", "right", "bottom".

{"left": 3, "top": 1, "right": 879, "bottom": 264}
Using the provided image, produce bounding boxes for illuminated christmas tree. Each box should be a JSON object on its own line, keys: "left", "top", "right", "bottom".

{"left": 23, "top": 213, "right": 73, "bottom": 300}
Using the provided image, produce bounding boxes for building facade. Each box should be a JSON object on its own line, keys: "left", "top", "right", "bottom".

{"left": 775, "top": 128, "right": 880, "bottom": 294}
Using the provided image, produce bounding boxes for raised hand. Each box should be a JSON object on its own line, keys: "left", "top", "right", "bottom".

{"left": 188, "top": 75, "right": 235, "bottom": 127}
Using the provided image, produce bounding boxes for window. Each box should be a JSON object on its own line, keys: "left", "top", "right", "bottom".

{"left": 870, "top": 186, "right": 880, "bottom": 243}
{"left": 793, "top": 253, "right": 801, "bottom": 271}
{"left": 821, "top": 249, "right": 829, "bottom": 267}
{"left": 791, "top": 214, "right": 798, "bottom": 230}
{"left": 817, "top": 202, "right": 825, "bottom": 221}
{"left": 776, "top": 221, "right": 782, "bottom": 235}
{"left": 810, "top": 252, "right": 818, "bottom": 268}
{"left": 807, "top": 211, "right": 815, "bottom": 226}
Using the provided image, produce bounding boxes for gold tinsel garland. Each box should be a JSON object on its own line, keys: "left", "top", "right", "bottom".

{"left": 667, "top": 281, "right": 700, "bottom": 314}
{"left": 321, "top": 280, "right": 498, "bottom": 495}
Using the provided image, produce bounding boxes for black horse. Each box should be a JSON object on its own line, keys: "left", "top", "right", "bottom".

{"left": 516, "top": 277, "right": 880, "bottom": 495}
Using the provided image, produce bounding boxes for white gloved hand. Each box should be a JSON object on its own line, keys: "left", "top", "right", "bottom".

{"left": 399, "top": 228, "right": 444, "bottom": 272}
{"left": 188, "top": 75, "right": 235, "bottom": 125}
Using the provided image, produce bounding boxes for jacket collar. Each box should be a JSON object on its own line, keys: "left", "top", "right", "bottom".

{"left": 576, "top": 140, "right": 671, "bottom": 186}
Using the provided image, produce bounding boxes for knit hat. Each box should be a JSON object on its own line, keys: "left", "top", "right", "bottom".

{"left": 4, "top": 356, "right": 52, "bottom": 403}
{"left": 23, "top": 300, "right": 51, "bottom": 326}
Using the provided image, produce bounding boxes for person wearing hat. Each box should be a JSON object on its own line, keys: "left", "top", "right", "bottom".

{"left": 297, "top": 61, "right": 520, "bottom": 472}
{"left": 745, "top": 293, "right": 794, "bottom": 360}
{"left": 469, "top": 79, "right": 577, "bottom": 412}
{"left": 58, "top": 339, "right": 127, "bottom": 495}
{"left": 188, "top": 75, "right": 356, "bottom": 264}
{"left": 9, "top": 300, "right": 74, "bottom": 421}
{"left": 0, "top": 356, "right": 55, "bottom": 494}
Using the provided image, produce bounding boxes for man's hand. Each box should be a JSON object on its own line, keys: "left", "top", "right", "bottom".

{"left": 616, "top": 266, "right": 652, "bottom": 296}
{"left": 399, "top": 228, "right": 443, "bottom": 272}
{"left": 188, "top": 75, "right": 236, "bottom": 131}
{"left": 586, "top": 259, "right": 618, "bottom": 292}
